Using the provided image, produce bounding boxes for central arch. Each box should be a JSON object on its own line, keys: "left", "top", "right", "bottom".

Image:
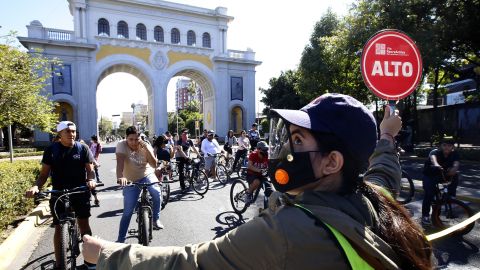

{"left": 95, "top": 55, "right": 155, "bottom": 133}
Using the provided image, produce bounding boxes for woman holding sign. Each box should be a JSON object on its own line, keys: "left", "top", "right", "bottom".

{"left": 82, "top": 93, "right": 432, "bottom": 270}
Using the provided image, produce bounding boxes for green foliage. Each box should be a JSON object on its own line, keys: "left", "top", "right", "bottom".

{"left": 185, "top": 100, "right": 201, "bottom": 113}
{"left": 117, "top": 121, "right": 129, "bottom": 138}
{"left": 0, "top": 151, "right": 43, "bottom": 159}
{"left": 260, "top": 118, "right": 269, "bottom": 135}
{"left": 260, "top": 70, "right": 303, "bottom": 114}
{"left": 0, "top": 44, "right": 59, "bottom": 132}
{"left": 98, "top": 116, "right": 113, "bottom": 139}
{"left": 0, "top": 160, "right": 41, "bottom": 232}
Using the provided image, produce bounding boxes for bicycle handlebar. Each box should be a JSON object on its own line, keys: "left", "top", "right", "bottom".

{"left": 37, "top": 183, "right": 104, "bottom": 197}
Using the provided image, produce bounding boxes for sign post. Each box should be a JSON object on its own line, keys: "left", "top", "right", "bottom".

{"left": 361, "top": 29, "right": 422, "bottom": 113}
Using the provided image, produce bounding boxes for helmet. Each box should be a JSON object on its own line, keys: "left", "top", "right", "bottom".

{"left": 207, "top": 130, "right": 215, "bottom": 136}
{"left": 256, "top": 141, "right": 269, "bottom": 152}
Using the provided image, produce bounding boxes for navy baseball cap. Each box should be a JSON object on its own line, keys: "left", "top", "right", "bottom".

{"left": 271, "top": 93, "right": 377, "bottom": 164}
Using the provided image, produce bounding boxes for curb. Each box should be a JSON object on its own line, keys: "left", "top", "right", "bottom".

{"left": 0, "top": 200, "right": 51, "bottom": 270}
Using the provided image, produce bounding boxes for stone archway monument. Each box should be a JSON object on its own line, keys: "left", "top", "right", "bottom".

{"left": 18, "top": 0, "right": 261, "bottom": 144}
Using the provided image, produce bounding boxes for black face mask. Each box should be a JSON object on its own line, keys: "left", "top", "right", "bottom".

{"left": 269, "top": 151, "right": 319, "bottom": 193}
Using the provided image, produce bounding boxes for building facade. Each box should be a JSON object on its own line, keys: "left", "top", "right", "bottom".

{"left": 18, "top": 0, "right": 261, "bottom": 144}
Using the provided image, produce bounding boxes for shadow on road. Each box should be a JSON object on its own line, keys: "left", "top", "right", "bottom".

{"left": 212, "top": 211, "right": 247, "bottom": 239}
{"left": 432, "top": 235, "right": 479, "bottom": 268}
{"left": 20, "top": 251, "right": 55, "bottom": 270}
{"left": 97, "top": 209, "right": 123, "bottom": 218}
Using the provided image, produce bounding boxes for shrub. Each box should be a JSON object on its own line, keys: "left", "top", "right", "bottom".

{"left": 0, "top": 160, "right": 41, "bottom": 233}
{"left": 0, "top": 151, "right": 44, "bottom": 159}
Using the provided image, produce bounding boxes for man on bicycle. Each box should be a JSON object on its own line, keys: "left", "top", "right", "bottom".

{"left": 201, "top": 130, "right": 222, "bottom": 179}
{"left": 116, "top": 126, "right": 163, "bottom": 243}
{"left": 26, "top": 121, "right": 97, "bottom": 270}
{"left": 245, "top": 141, "right": 273, "bottom": 204}
{"left": 176, "top": 128, "right": 201, "bottom": 192}
{"left": 231, "top": 130, "right": 250, "bottom": 173}
{"left": 421, "top": 136, "right": 460, "bottom": 225}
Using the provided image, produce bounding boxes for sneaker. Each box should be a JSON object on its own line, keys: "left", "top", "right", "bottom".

{"left": 94, "top": 199, "right": 100, "bottom": 207}
{"left": 421, "top": 216, "right": 431, "bottom": 226}
{"left": 153, "top": 220, "right": 164, "bottom": 230}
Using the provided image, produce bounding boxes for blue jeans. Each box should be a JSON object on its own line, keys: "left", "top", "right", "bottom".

{"left": 117, "top": 173, "right": 161, "bottom": 243}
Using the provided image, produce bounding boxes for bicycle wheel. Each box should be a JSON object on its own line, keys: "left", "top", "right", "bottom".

{"left": 139, "top": 208, "right": 150, "bottom": 246}
{"left": 70, "top": 221, "right": 81, "bottom": 270}
{"left": 161, "top": 181, "right": 170, "bottom": 210}
{"left": 396, "top": 170, "right": 415, "bottom": 204}
{"left": 192, "top": 169, "right": 209, "bottom": 195}
{"left": 230, "top": 180, "right": 249, "bottom": 214}
{"left": 431, "top": 198, "right": 475, "bottom": 236}
{"left": 58, "top": 223, "right": 69, "bottom": 270}
{"left": 216, "top": 164, "right": 230, "bottom": 185}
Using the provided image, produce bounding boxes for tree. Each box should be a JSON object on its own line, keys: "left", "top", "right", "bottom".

{"left": 117, "top": 121, "right": 129, "bottom": 138}
{"left": 260, "top": 70, "right": 303, "bottom": 115}
{"left": 0, "top": 41, "right": 59, "bottom": 149}
{"left": 185, "top": 100, "right": 201, "bottom": 113}
{"left": 98, "top": 116, "right": 113, "bottom": 139}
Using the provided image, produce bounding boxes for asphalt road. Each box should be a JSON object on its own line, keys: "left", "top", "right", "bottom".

{"left": 19, "top": 143, "right": 480, "bottom": 269}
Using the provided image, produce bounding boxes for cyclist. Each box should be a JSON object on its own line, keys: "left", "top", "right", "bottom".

{"left": 231, "top": 130, "right": 250, "bottom": 173}
{"left": 421, "top": 136, "right": 460, "bottom": 225}
{"left": 26, "top": 121, "right": 97, "bottom": 270}
{"left": 153, "top": 135, "right": 174, "bottom": 180}
{"left": 224, "top": 130, "right": 237, "bottom": 159}
{"left": 248, "top": 123, "right": 260, "bottom": 150}
{"left": 164, "top": 131, "right": 175, "bottom": 147}
{"left": 83, "top": 94, "right": 432, "bottom": 269}
{"left": 116, "top": 126, "right": 163, "bottom": 243}
{"left": 176, "top": 128, "right": 201, "bottom": 192}
{"left": 197, "top": 129, "right": 208, "bottom": 149}
{"left": 201, "top": 130, "right": 222, "bottom": 179}
{"left": 245, "top": 141, "right": 272, "bottom": 204}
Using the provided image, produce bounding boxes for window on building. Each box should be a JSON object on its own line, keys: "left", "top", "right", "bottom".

{"left": 154, "top": 26, "right": 164, "bottom": 42}
{"left": 202, "top": 32, "right": 211, "bottom": 48}
{"left": 136, "top": 23, "right": 147, "bottom": 40}
{"left": 117, "top": 21, "right": 129, "bottom": 39}
{"left": 98, "top": 18, "right": 109, "bottom": 36}
{"left": 187, "top": 30, "right": 196, "bottom": 46}
{"left": 171, "top": 28, "right": 180, "bottom": 44}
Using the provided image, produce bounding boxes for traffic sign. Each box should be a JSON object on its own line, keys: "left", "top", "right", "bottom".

{"left": 361, "top": 29, "right": 422, "bottom": 100}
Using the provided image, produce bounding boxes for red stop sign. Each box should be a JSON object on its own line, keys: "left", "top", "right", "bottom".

{"left": 361, "top": 30, "right": 422, "bottom": 100}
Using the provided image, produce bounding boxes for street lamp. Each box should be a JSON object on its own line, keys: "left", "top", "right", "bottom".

{"left": 131, "top": 103, "right": 136, "bottom": 126}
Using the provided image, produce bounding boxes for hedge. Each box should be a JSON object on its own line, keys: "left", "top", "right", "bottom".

{"left": 0, "top": 160, "right": 41, "bottom": 233}
{"left": 0, "top": 151, "right": 44, "bottom": 159}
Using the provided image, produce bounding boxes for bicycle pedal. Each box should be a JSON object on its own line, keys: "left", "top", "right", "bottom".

{"left": 128, "top": 229, "right": 137, "bottom": 235}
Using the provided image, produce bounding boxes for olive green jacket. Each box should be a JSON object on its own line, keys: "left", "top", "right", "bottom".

{"left": 98, "top": 139, "right": 403, "bottom": 270}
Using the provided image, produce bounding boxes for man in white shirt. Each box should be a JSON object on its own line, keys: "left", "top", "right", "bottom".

{"left": 201, "top": 130, "right": 222, "bottom": 179}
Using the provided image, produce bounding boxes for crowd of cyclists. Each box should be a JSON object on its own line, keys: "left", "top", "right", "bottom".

{"left": 24, "top": 93, "right": 469, "bottom": 270}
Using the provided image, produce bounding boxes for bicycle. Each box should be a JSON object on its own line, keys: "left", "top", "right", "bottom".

{"left": 218, "top": 147, "right": 235, "bottom": 171}
{"left": 167, "top": 158, "right": 210, "bottom": 196}
{"left": 156, "top": 161, "right": 172, "bottom": 210}
{"left": 230, "top": 151, "right": 248, "bottom": 178}
{"left": 429, "top": 169, "right": 474, "bottom": 236}
{"left": 126, "top": 181, "right": 163, "bottom": 246}
{"left": 396, "top": 146, "right": 415, "bottom": 204}
{"left": 207, "top": 153, "right": 230, "bottom": 185}
{"left": 230, "top": 170, "right": 271, "bottom": 214}
{"left": 37, "top": 184, "right": 104, "bottom": 270}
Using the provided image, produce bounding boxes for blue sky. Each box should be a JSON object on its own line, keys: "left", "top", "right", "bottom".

{"left": 0, "top": 0, "right": 353, "bottom": 118}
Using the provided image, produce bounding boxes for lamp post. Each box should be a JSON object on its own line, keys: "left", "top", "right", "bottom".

{"left": 131, "top": 103, "right": 136, "bottom": 126}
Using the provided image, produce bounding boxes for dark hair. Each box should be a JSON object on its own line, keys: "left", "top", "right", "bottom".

{"left": 91, "top": 135, "right": 98, "bottom": 141}
{"left": 227, "top": 130, "right": 234, "bottom": 137}
{"left": 126, "top": 126, "right": 138, "bottom": 136}
{"left": 154, "top": 135, "right": 167, "bottom": 148}
{"left": 312, "top": 131, "right": 432, "bottom": 270}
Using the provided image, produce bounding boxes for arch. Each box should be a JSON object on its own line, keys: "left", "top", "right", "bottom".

{"left": 202, "top": 32, "right": 211, "bottom": 48}
{"left": 154, "top": 26, "right": 164, "bottom": 42}
{"left": 163, "top": 61, "right": 216, "bottom": 131}
{"left": 55, "top": 102, "right": 74, "bottom": 122}
{"left": 171, "top": 28, "right": 180, "bottom": 44}
{"left": 98, "top": 18, "right": 109, "bottom": 36}
{"left": 94, "top": 55, "right": 156, "bottom": 131}
{"left": 117, "top": 21, "right": 129, "bottom": 39}
{"left": 187, "top": 30, "right": 196, "bottom": 46}
{"left": 136, "top": 23, "right": 147, "bottom": 40}
{"left": 230, "top": 105, "right": 245, "bottom": 133}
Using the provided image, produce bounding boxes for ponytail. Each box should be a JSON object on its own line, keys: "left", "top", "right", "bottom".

{"left": 359, "top": 182, "right": 433, "bottom": 270}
